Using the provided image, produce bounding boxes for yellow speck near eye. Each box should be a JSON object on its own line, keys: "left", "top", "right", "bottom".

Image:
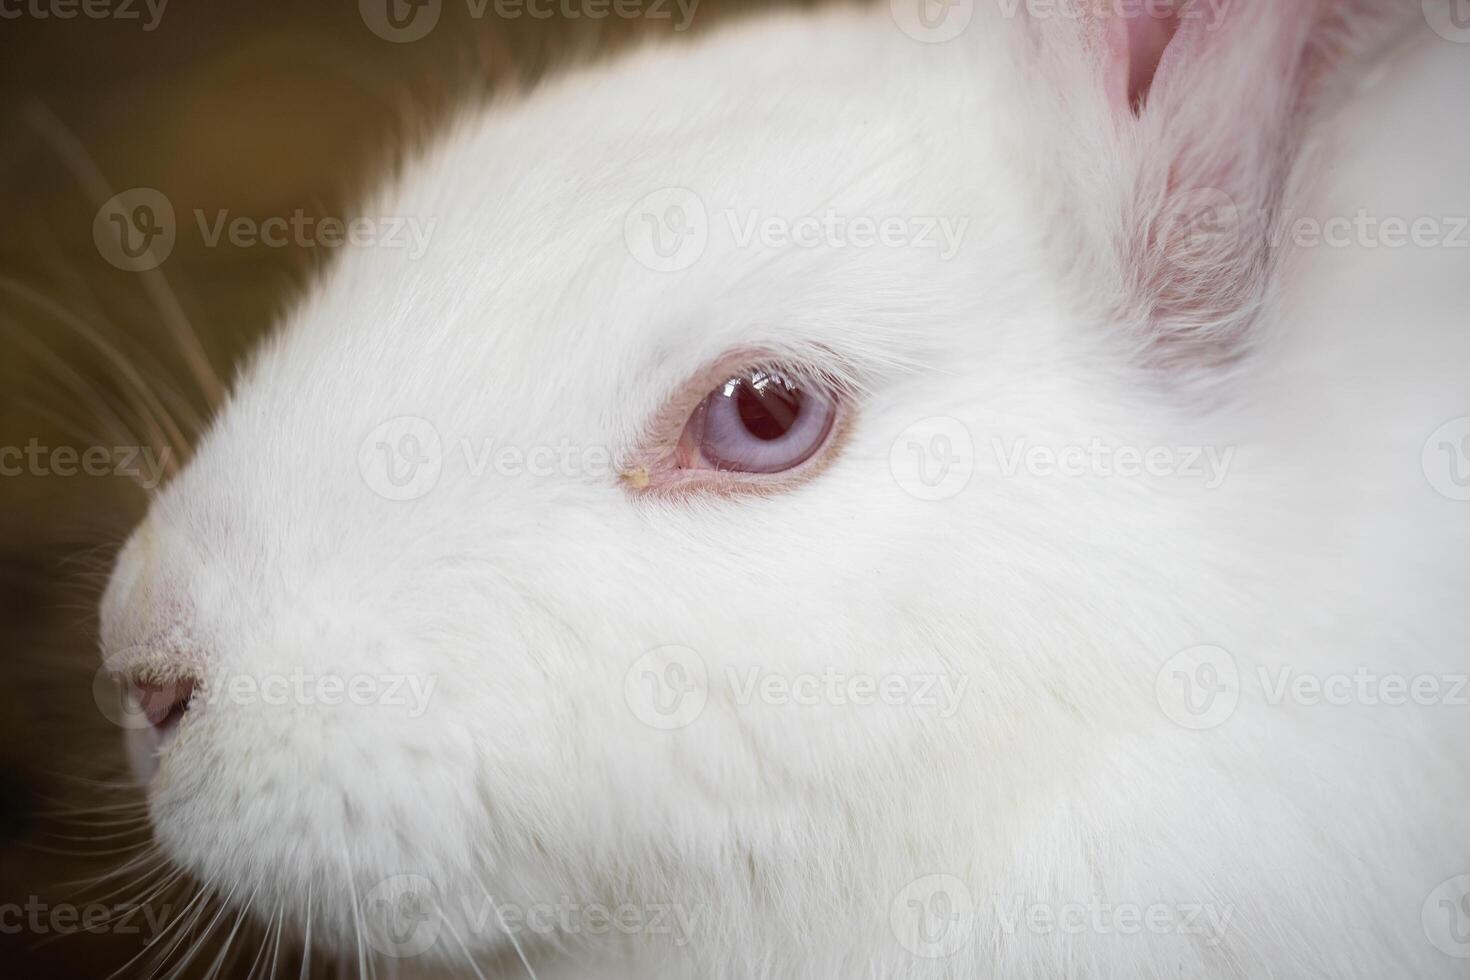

{"left": 621, "top": 467, "right": 651, "bottom": 489}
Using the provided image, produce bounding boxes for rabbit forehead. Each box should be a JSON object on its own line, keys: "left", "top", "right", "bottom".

{"left": 215, "top": 17, "right": 1032, "bottom": 463}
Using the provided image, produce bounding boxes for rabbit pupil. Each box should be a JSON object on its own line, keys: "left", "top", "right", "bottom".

{"left": 735, "top": 377, "right": 802, "bottom": 441}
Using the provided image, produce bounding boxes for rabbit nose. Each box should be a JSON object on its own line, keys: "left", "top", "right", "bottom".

{"left": 130, "top": 676, "right": 198, "bottom": 732}
{"left": 101, "top": 520, "right": 207, "bottom": 730}
{"left": 116, "top": 670, "right": 200, "bottom": 784}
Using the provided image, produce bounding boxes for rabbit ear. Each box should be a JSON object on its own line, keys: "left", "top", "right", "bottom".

{"left": 1098, "top": 0, "right": 1186, "bottom": 114}
{"left": 1042, "top": 0, "right": 1404, "bottom": 379}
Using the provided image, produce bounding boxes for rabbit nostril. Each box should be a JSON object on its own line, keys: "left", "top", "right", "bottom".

{"left": 132, "top": 678, "right": 197, "bottom": 731}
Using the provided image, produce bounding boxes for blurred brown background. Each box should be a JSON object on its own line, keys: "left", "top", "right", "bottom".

{"left": 0, "top": 0, "right": 803, "bottom": 975}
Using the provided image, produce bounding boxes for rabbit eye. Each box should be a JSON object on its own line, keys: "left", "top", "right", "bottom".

{"left": 681, "top": 369, "right": 838, "bottom": 475}
{"left": 622, "top": 358, "right": 847, "bottom": 494}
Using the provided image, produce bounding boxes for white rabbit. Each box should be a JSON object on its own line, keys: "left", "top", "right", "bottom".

{"left": 98, "top": 1, "right": 1470, "bottom": 977}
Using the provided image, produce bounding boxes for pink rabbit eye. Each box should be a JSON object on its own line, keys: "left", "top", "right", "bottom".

{"left": 623, "top": 357, "right": 849, "bottom": 494}
{"left": 682, "top": 369, "right": 837, "bottom": 474}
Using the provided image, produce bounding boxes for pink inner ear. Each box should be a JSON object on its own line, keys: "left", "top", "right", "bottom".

{"left": 1107, "top": 4, "right": 1184, "bottom": 114}
{"left": 1127, "top": 11, "right": 1182, "bottom": 110}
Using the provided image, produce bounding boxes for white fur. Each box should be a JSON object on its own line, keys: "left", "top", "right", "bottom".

{"left": 100, "top": 3, "right": 1470, "bottom": 977}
